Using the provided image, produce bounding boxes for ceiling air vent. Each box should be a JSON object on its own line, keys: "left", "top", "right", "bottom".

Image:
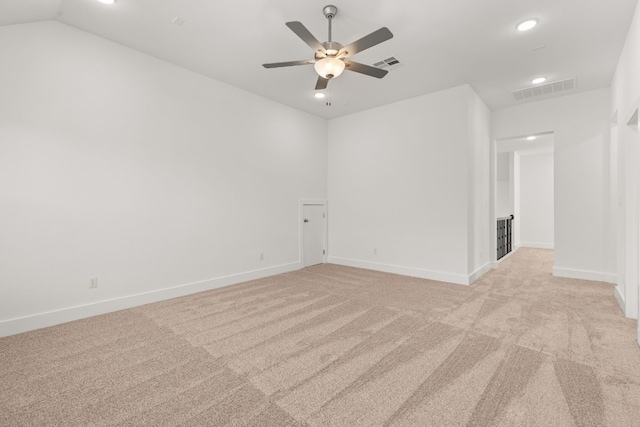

{"left": 373, "top": 57, "right": 402, "bottom": 71}
{"left": 512, "top": 78, "right": 577, "bottom": 101}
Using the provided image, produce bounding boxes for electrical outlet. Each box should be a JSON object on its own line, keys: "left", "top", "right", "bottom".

{"left": 373, "top": 248, "right": 377, "bottom": 255}
{"left": 90, "top": 277, "right": 98, "bottom": 289}
{"left": 260, "top": 253, "right": 264, "bottom": 261}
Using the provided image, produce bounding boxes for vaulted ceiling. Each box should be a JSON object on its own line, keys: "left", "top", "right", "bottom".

{"left": 1, "top": 0, "right": 637, "bottom": 119}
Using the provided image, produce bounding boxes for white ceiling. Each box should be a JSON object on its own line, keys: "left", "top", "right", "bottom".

{"left": 1, "top": 0, "right": 637, "bottom": 119}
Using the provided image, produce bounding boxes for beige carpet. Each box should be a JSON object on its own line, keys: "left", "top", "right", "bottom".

{"left": 2, "top": 248, "right": 640, "bottom": 426}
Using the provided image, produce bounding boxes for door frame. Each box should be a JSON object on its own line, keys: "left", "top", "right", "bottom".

{"left": 299, "top": 199, "right": 328, "bottom": 267}
{"left": 491, "top": 132, "right": 555, "bottom": 268}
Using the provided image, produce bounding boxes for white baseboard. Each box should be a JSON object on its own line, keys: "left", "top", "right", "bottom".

{"left": 552, "top": 266, "right": 609, "bottom": 282}
{"left": 0, "top": 262, "right": 301, "bottom": 338}
{"left": 327, "top": 257, "right": 488, "bottom": 286}
{"left": 468, "top": 263, "right": 492, "bottom": 284}
{"left": 520, "top": 242, "right": 554, "bottom": 249}
{"left": 615, "top": 285, "right": 626, "bottom": 314}
{"left": 492, "top": 246, "right": 521, "bottom": 269}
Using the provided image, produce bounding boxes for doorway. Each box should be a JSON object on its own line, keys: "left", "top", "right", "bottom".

{"left": 300, "top": 201, "right": 327, "bottom": 267}
{"left": 494, "top": 132, "right": 555, "bottom": 262}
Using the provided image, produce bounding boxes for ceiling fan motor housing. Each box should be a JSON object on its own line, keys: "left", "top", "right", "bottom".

{"left": 319, "top": 41, "right": 343, "bottom": 58}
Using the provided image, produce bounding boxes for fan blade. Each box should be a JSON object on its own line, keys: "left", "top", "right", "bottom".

{"left": 263, "top": 59, "right": 315, "bottom": 68}
{"left": 286, "top": 21, "right": 326, "bottom": 54}
{"left": 339, "top": 27, "right": 393, "bottom": 58}
{"left": 315, "top": 76, "right": 329, "bottom": 90}
{"left": 344, "top": 60, "right": 389, "bottom": 78}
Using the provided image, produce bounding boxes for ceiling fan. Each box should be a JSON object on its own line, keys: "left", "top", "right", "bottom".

{"left": 262, "top": 5, "right": 394, "bottom": 91}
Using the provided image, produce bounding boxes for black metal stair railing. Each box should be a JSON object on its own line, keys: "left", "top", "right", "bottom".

{"left": 497, "top": 215, "right": 513, "bottom": 260}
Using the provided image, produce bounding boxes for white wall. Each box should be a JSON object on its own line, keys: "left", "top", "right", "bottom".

{"left": 519, "top": 152, "right": 554, "bottom": 248}
{"left": 0, "top": 21, "right": 328, "bottom": 336}
{"left": 513, "top": 152, "right": 521, "bottom": 247}
{"left": 492, "top": 88, "right": 611, "bottom": 282}
{"left": 327, "top": 84, "right": 490, "bottom": 285}
{"left": 611, "top": 0, "right": 640, "bottom": 321}
{"left": 467, "top": 88, "right": 492, "bottom": 279}
{"left": 608, "top": 121, "right": 618, "bottom": 292}
{"left": 496, "top": 153, "right": 510, "bottom": 218}
{"left": 496, "top": 181, "right": 510, "bottom": 218}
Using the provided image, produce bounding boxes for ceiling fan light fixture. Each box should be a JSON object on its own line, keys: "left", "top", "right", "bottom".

{"left": 314, "top": 57, "right": 345, "bottom": 79}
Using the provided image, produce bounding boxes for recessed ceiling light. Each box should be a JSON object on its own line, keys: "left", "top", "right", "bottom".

{"left": 527, "top": 136, "right": 537, "bottom": 141}
{"left": 517, "top": 19, "right": 538, "bottom": 31}
{"left": 314, "top": 93, "right": 326, "bottom": 99}
{"left": 97, "top": 0, "right": 116, "bottom": 4}
{"left": 531, "top": 77, "right": 547, "bottom": 85}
